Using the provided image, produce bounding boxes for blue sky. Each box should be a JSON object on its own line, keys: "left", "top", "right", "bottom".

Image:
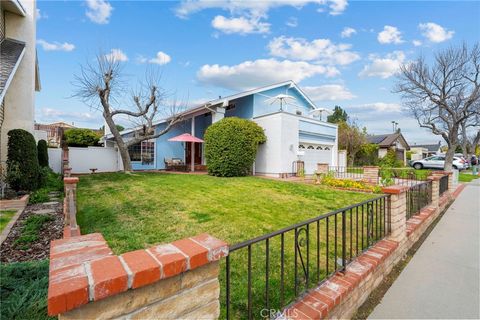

{"left": 35, "top": 0, "right": 480, "bottom": 144}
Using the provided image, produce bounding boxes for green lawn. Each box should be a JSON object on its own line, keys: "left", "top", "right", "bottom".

{"left": 77, "top": 172, "right": 381, "bottom": 319}
{"left": 459, "top": 172, "right": 480, "bottom": 183}
{"left": 0, "top": 210, "right": 17, "bottom": 233}
{"left": 77, "top": 172, "right": 376, "bottom": 253}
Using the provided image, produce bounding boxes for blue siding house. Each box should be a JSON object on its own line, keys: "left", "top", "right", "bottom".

{"left": 105, "top": 81, "right": 338, "bottom": 176}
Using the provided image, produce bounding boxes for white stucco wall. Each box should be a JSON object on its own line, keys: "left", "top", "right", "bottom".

{"left": 254, "top": 113, "right": 285, "bottom": 175}
{"left": 69, "top": 146, "right": 122, "bottom": 174}
{"left": 48, "top": 148, "right": 62, "bottom": 173}
{"left": 0, "top": 0, "right": 37, "bottom": 162}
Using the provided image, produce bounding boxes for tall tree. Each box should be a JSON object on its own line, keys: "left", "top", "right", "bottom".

{"left": 74, "top": 53, "right": 184, "bottom": 172}
{"left": 395, "top": 43, "right": 480, "bottom": 171}
{"left": 327, "top": 105, "right": 348, "bottom": 123}
{"left": 338, "top": 120, "right": 367, "bottom": 166}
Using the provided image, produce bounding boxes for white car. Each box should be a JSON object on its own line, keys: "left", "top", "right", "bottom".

{"left": 411, "top": 155, "right": 467, "bottom": 170}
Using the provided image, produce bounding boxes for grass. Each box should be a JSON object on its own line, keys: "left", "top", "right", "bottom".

{"left": 0, "top": 260, "right": 53, "bottom": 320}
{"left": 459, "top": 171, "right": 479, "bottom": 183}
{"left": 14, "top": 215, "right": 54, "bottom": 249}
{"left": 77, "top": 172, "right": 376, "bottom": 253}
{"left": 0, "top": 210, "right": 17, "bottom": 233}
{"left": 77, "top": 172, "right": 382, "bottom": 318}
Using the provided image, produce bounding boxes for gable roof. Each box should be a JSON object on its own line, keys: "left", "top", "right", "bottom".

{"left": 105, "top": 80, "right": 316, "bottom": 139}
{"left": 411, "top": 142, "right": 441, "bottom": 152}
{"left": 367, "top": 132, "right": 410, "bottom": 150}
{"left": 0, "top": 39, "right": 26, "bottom": 102}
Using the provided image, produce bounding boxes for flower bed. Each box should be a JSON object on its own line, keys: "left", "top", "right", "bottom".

{"left": 321, "top": 175, "right": 382, "bottom": 193}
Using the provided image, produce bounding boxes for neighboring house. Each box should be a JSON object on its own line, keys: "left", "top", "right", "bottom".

{"left": 104, "top": 81, "right": 339, "bottom": 176}
{"left": 0, "top": 0, "right": 40, "bottom": 162}
{"left": 411, "top": 142, "right": 442, "bottom": 158}
{"left": 367, "top": 132, "right": 410, "bottom": 165}
{"left": 34, "top": 121, "right": 75, "bottom": 147}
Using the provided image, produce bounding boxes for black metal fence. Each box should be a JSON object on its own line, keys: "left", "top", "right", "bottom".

{"left": 379, "top": 168, "right": 430, "bottom": 187}
{"left": 223, "top": 195, "right": 390, "bottom": 319}
{"left": 406, "top": 180, "right": 432, "bottom": 219}
{"left": 328, "top": 166, "right": 364, "bottom": 180}
{"left": 439, "top": 175, "right": 449, "bottom": 196}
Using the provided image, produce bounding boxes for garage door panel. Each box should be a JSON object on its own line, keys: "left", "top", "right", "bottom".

{"left": 299, "top": 144, "right": 332, "bottom": 174}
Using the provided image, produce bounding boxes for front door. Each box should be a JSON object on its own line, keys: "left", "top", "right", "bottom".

{"left": 186, "top": 142, "right": 202, "bottom": 165}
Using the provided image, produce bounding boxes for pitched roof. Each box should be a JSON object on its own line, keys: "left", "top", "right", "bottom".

{"left": 367, "top": 132, "right": 410, "bottom": 149}
{"left": 412, "top": 142, "right": 441, "bottom": 152}
{"left": 0, "top": 39, "right": 26, "bottom": 101}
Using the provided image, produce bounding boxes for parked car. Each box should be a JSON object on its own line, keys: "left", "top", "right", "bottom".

{"left": 411, "top": 155, "right": 467, "bottom": 170}
{"left": 454, "top": 153, "right": 470, "bottom": 168}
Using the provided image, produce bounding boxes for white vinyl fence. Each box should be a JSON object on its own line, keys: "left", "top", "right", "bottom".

{"left": 69, "top": 146, "right": 122, "bottom": 174}
{"left": 48, "top": 148, "right": 63, "bottom": 173}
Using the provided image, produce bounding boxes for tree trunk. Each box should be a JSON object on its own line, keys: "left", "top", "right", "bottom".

{"left": 118, "top": 142, "right": 133, "bottom": 172}
{"left": 103, "top": 110, "right": 133, "bottom": 172}
{"left": 444, "top": 146, "right": 456, "bottom": 171}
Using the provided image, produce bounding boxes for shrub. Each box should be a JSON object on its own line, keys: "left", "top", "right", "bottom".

{"left": 37, "top": 140, "right": 49, "bottom": 167}
{"left": 64, "top": 128, "right": 100, "bottom": 147}
{"left": 379, "top": 148, "right": 404, "bottom": 168}
{"left": 321, "top": 175, "right": 382, "bottom": 193}
{"left": 7, "top": 129, "right": 40, "bottom": 191}
{"left": 204, "top": 117, "right": 266, "bottom": 177}
{"left": 354, "top": 144, "right": 379, "bottom": 166}
{"left": 0, "top": 260, "right": 52, "bottom": 320}
{"left": 28, "top": 188, "right": 50, "bottom": 204}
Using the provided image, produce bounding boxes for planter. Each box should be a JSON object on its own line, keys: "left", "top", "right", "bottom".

{"left": 0, "top": 194, "right": 29, "bottom": 210}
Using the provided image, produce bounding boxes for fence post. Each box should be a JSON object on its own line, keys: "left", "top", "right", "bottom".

{"left": 382, "top": 185, "right": 408, "bottom": 244}
{"left": 64, "top": 177, "right": 80, "bottom": 237}
{"left": 428, "top": 176, "right": 440, "bottom": 208}
{"left": 363, "top": 166, "right": 379, "bottom": 184}
{"left": 317, "top": 163, "right": 329, "bottom": 175}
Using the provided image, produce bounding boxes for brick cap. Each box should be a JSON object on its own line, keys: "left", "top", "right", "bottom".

{"left": 48, "top": 232, "right": 228, "bottom": 316}
{"left": 64, "top": 177, "right": 79, "bottom": 184}
{"left": 382, "top": 185, "right": 409, "bottom": 194}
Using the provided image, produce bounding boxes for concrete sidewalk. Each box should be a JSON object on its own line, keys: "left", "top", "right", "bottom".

{"left": 369, "top": 179, "right": 480, "bottom": 319}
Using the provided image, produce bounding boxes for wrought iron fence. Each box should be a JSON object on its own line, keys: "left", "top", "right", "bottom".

{"left": 222, "top": 195, "right": 390, "bottom": 319}
{"left": 439, "top": 175, "right": 449, "bottom": 196}
{"left": 406, "top": 180, "right": 432, "bottom": 219}
{"left": 379, "top": 168, "right": 430, "bottom": 187}
{"left": 328, "top": 166, "right": 364, "bottom": 180}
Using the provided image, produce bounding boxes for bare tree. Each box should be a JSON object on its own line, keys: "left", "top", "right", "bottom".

{"left": 338, "top": 120, "right": 367, "bottom": 166}
{"left": 74, "top": 53, "right": 184, "bottom": 172}
{"left": 395, "top": 43, "right": 480, "bottom": 171}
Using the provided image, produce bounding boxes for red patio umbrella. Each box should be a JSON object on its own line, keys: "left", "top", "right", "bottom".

{"left": 168, "top": 133, "right": 204, "bottom": 171}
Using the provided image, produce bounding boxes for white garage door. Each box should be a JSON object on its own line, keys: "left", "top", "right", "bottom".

{"left": 299, "top": 144, "right": 333, "bottom": 174}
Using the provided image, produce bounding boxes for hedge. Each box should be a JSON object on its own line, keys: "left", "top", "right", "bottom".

{"left": 37, "top": 140, "right": 49, "bottom": 167}
{"left": 204, "top": 117, "right": 266, "bottom": 177}
{"left": 64, "top": 128, "right": 100, "bottom": 147}
{"left": 7, "top": 129, "right": 40, "bottom": 191}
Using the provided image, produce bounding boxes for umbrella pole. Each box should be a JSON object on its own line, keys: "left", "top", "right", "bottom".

{"left": 191, "top": 142, "right": 194, "bottom": 172}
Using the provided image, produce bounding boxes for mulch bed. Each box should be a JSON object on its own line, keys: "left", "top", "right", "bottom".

{"left": 0, "top": 202, "right": 64, "bottom": 263}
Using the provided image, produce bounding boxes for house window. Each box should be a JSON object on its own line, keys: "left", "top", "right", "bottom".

{"left": 296, "top": 110, "right": 303, "bottom": 116}
{"left": 128, "top": 140, "right": 155, "bottom": 164}
{"left": 226, "top": 104, "right": 236, "bottom": 111}
{"left": 316, "top": 146, "right": 323, "bottom": 150}
{"left": 299, "top": 145, "right": 305, "bottom": 149}
{"left": 307, "top": 145, "right": 314, "bottom": 149}
{"left": 324, "top": 146, "right": 331, "bottom": 150}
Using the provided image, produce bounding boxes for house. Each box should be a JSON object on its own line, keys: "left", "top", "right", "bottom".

{"left": 367, "top": 132, "right": 410, "bottom": 165}
{"left": 411, "top": 142, "right": 442, "bottom": 158}
{"left": 34, "top": 121, "right": 76, "bottom": 147}
{"left": 104, "top": 81, "right": 339, "bottom": 176}
{"left": 0, "top": 0, "right": 41, "bottom": 163}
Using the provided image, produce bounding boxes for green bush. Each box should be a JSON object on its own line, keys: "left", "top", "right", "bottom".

{"left": 7, "top": 129, "right": 40, "bottom": 191}
{"left": 204, "top": 117, "right": 266, "bottom": 177}
{"left": 64, "top": 128, "right": 100, "bottom": 147}
{"left": 0, "top": 260, "right": 53, "bottom": 320}
{"left": 379, "top": 148, "right": 404, "bottom": 168}
{"left": 354, "top": 143, "right": 379, "bottom": 166}
{"left": 37, "top": 140, "right": 49, "bottom": 167}
{"left": 28, "top": 188, "right": 50, "bottom": 204}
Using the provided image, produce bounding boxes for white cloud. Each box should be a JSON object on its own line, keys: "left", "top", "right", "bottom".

{"left": 358, "top": 51, "right": 405, "bottom": 79}
{"left": 197, "top": 59, "right": 339, "bottom": 91}
{"left": 36, "top": 8, "right": 47, "bottom": 20}
{"left": 412, "top": 40, "right": 422, "bottom": 47}
{"left": 37, "top": 39, "right": 75, "bottom": 52}
{"left": 377, "top": 25, "right": 403, "bottom": 44}
{"left": 268, "top": 36, "right": 360, "bottom": 65}
{"left": 340, "top": 27, "right": 356, "bottom": 38}
{"left": 175, "top": 1, "right": 348, "bottom": 18}
{"left": 212, "top": 15, "right": 270, "bottom": 34}
{"left": 149, "top": 51, "right": 172, "bottom": 65}
{"left": 286, "top": 17, "right": 298, "bottom": 27}
{"left": 105, "top": 49, "right": 128, "bottom": 62}
{"left": 38, "top": 108, "right": 100, "bottom": 123}
{"left": 354, "top": 102, "right": 402, "bottom": 112}
{"left": 303, "top": 84, "right": 355, "bottom": 101}
{"left": 85, "top": 0, "right": 113, "bottom": 24}
{"left": 418, "top": 22, "right": 454, "bottom": 43}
